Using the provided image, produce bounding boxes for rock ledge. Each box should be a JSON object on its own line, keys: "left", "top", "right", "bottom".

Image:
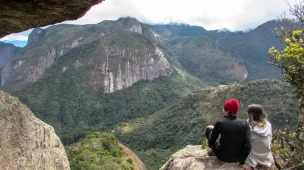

{"left": 160, "top": 145, "right": 243, "bottom": 170}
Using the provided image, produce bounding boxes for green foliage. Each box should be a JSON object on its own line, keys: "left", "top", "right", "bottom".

{"left": 66, "top": 132, "right": 134, "bottom": 170}
{"left": 162, "top": 36, "right": 246, "bottom": 85}
{"left": 15, "top": 34, "right": 203, "bottom": 145}
{"left": 272, "top": 129, "right": 304, "bottom": 169}
{"left": 117, "top": 79, "right": 298, "bottom": 169}
{"left": 147, "top": 21, "right": 283, "bottom": 80}
{"left": 269, "top": 24, "right": 304, "bottom": 168}
{"left": 269, "top": 30, "right": 304, "bottom": 97}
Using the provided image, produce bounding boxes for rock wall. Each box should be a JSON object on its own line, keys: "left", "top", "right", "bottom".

{"left": 0, "top": 90, "right": 70, "bottom": 170}
{"left": 87, "top": 44, "right": 172, "bottom": 93}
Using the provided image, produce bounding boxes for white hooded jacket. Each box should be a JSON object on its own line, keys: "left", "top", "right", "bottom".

{"left": 245, "top": 120, "right": 274, "bottom": 167}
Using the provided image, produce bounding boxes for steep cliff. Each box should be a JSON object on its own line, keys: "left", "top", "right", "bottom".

{"left": 0, "top": 42, "right": 20, "bottom": 69}
{"left": 1, "top": 18, "right": 160, "bottom": 92}
{"left": 7, "top": 31, "right": 172, "bottom": 93}
{"left": 0, "top": 90, "right": 70, "bottom": 170}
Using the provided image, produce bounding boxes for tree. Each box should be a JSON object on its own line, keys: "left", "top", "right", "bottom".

{"left": 269, "top": 1, "right": 304, "bottom": 169}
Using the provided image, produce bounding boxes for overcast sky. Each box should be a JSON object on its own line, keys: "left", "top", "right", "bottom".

{"left": 0, "top": 0, "right": 297, "bottom": 42}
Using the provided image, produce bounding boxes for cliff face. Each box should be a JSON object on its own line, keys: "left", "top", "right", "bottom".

{"left": 161, "top": 145, "right": 243, "bottom": 170}
{"left": 86, "top": 34, "right": 172, "bottom": 93}
{"left": 0, "top": 90, "right": 70, "bottom": 170}
{"left": 1, "top": 18, "right": 162, "bottom": 92}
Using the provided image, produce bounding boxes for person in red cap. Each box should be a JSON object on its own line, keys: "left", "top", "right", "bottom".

{"left": 205, "top": 98, "right": 251, "bottom": 169}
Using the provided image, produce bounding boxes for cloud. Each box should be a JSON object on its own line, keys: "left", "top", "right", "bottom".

{"left": 0, "top": 29, "right": 32, "bottom": 41}
{"left": 63, "top": 0, "right": 296, "bottom": 30}
{"left": 1, "top": 0, "right": 297, "bottom": 42}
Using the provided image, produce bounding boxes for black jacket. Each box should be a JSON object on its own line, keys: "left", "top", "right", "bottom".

{"left": 208, "top": 115, "right": 251, "bottom": 165}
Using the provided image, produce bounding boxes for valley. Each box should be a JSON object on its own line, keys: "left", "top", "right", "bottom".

{"left": 0, "top": 17, "right": 298, "bottom": 170}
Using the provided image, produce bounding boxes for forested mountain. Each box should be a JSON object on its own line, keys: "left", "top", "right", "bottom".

{"left": 147, "top": 20, "right": 284, "bottom": 80}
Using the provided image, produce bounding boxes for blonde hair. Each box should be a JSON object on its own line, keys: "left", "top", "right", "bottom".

{"left": 247, "top": 104, "right": 268, "bottom": 128}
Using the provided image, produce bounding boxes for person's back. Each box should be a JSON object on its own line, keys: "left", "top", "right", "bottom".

{"left": 244, "top": 104, "right": 274, "bottom": 169}
{"left": 206, "top": 98, "right": 251, "bottom": 166}
{"left": 215, "top": 116, "right": 251, "bottom": 163}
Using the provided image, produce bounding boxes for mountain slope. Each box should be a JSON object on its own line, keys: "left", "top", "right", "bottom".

{"left": 15, "top": 30, "right": 203, "bottom": 145}
{"left": 1, "top": 17, "right": 156, "bottom": 92}
{"left": 117, "top": 79, "right": 298, "bottom": 170}
{"left": 165, "top": 36, "right": 247, "bottom": 85}
{"left": 2, "top": 17, "right": 267, "bottom": 92}
{"left": 212, "top": 20, "right": 283, "bottom": 80}
{"left": 147, "top": 20, "right": 284, "bottom": 80}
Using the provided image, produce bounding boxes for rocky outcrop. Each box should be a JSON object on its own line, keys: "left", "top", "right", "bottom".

{"left": 0, "top": 90, "right": 70, "bottom": 170}
{"left": 27, "top": 28, "right": 45, "bottom": 45}
{"left": 0, "top": 42, "right": 20, "bottom": 69}
{"left": 161, "top": 145, "right": 243, "bottom": 170}
{"left": 0, "top": 0, "right": 104, "bottom": 38}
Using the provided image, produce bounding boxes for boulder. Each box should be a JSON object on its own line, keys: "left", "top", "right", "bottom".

{"left": 160, "top": 145, "right": 243, "bottom": 170}
{"left": 0, "top": 90, "right": 70, "bottom": 170}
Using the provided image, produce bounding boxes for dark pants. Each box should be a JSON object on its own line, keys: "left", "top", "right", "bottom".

{"left": 205, "top": 127, "right": 219, "bottom": 151}
{"left": 205, "top": 127, "right": 213, "bottom": 140}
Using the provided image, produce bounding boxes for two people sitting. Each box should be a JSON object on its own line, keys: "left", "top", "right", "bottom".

{"left": 206, "top": 99, "right": 274, "bottom": 170}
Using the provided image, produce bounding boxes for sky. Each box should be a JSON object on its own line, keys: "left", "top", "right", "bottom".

{"left": 0, "top": 0, "right": 297, "bottom": 45}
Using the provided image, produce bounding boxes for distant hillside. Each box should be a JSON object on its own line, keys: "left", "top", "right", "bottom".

{"left": 147, "top": 20, "right": 284, "bottom": 80}
{"left": 117, "top": 79, "right": 299, "bottom": 170}
{"left": 164, "top": 36, "right": 247, "bottom": 85}
{"left": 1, "top": 17, "right": 272, "bottom": 92}
{"left": 211, "top": 20, "right": 284, "bottom": 80}
{"left": 66, "top": 132, "right": 146, "bottom": 170}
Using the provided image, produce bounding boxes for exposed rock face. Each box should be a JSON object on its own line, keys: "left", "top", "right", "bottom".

{"left": 0, "top": 42, "right": 20, "bottom": 69}
{"left": 161, "top": 145, "right": 243, "bottom": 170}
{"left": 1, "top": 18, "right": 161, "bottom": 92}
{"left": 0, "top": 0, "right": 104, "bottom": 38}
{"left": 0, "top": 90, "right": 70, "bottom": 170}
{"left": 87, "top": 42, "right": 172, "bottom": 93}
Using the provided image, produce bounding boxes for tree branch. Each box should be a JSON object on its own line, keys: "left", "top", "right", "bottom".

{"left": 283, "top": 136, "right": 301, "bottom": 151}
{"left": 266, "top": 61, "right": 284, "bottom": 67}
{"left": 282, "top": 162, "right": 304, "bottom": 170}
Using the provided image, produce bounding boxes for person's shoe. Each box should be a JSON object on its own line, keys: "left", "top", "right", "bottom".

{"left": 207, "top": 149, "right": 215, "bottom": 156}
